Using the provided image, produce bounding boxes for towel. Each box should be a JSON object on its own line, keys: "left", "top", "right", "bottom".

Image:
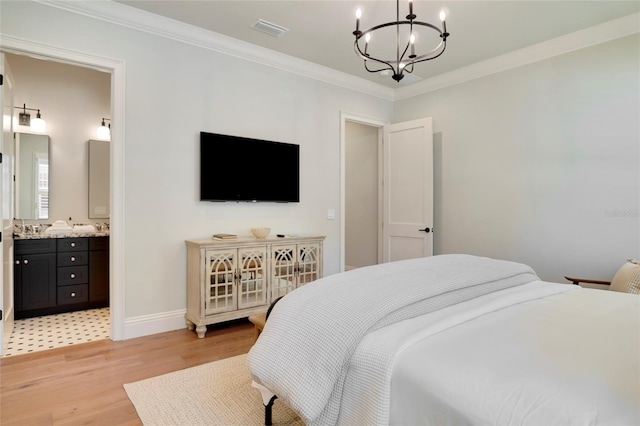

{"left": 45, "top": 220, "right": 72, "bottom": 234}
{"left": 73, "top": 224, "right": 96, "bottom": 234}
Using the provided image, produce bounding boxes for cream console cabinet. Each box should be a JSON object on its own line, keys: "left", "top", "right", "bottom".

{"left": 185, "top": 235, "right": 325, "bottom": 338}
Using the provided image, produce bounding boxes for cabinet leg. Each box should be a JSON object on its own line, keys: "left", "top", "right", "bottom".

{"left": 185, "top": 319, "right": 195, "bottom": 331}
{"left": 195, "top": 325, "right": 207, "bottom": 339}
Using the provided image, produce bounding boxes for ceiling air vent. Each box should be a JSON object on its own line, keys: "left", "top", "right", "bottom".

{"left": 252, "top": 19, "right": 289, "bottom": 37}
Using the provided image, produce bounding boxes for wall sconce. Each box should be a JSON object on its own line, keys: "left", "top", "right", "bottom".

{"left": 14, "top": 104, "right": 46, "bottom": 132}
{"left": 97, "top": 118, "right": 111, "bottom": 140}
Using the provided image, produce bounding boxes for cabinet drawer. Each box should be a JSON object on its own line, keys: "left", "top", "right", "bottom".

{"left": 15, "top": 239, "right": 57, "bottom": 255}
{"left": 57, "top": 284, "right": 88, "bottom": 305}
{"left": 57, "top": 238, "right": 89, "bottom": 252}
{"left": 57, "top": 265, "right": 89, "bottom": 286}
{"left": 57, "top": 252, "right": 89, "bottom": 267}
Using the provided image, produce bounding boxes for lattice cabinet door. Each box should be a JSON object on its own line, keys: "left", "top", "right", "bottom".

{"left": 271, "top": 244, "right": 297, "bottom": 300}
{"left": 237, "top": 247, "right": 268, "bottom": 310}
{"left": 296, "top": 242, "right": 321, "bottom": 287}
{"left": 204, "top": 249, "right": 237, "bottom": 315}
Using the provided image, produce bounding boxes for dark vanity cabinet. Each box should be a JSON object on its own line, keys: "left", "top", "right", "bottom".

{"left": 15, "top": 236, "right": 109, "bottom": 319}
{"left": 14, "top": 239, "right": 57, "bottom": 314}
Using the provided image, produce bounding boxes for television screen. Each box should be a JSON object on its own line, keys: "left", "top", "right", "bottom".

{"left": 200, "top": 132, "right": 300, "bottom": 202}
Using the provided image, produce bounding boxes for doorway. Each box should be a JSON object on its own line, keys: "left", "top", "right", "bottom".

{"left": 0, "top": 38, "right": 125, "bottom": 356}
{"left": 2, "top": 53, "right": 111, "bottom": 356}
{"left": 341, "top": 113, "right": 434, "bottom": 272}
{"left": 344, "top": 121, "right": 381, "bottom": 271}
{"left": 341, "top": 113, "right": 386, "bottom": 272}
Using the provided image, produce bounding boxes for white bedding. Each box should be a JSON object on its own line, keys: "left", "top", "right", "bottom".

{"left": 388, "top": 283, "right": 640, "bottom": 425}
{"left": 248, "top": 255, "right": 640, "bottom": 425}
{"left": 248, "top": 254, "right": 539, "bottom": 424}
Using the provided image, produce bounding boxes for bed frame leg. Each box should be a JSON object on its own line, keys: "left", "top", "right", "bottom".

{"left": 265, "top": 395, "right": 277, "bottom": 426}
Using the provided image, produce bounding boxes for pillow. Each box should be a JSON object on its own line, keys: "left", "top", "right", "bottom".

{"left": 610, "top": 259, "right": 640, "bottom": 294}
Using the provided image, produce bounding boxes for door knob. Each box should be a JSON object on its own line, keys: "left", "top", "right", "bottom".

{"left": 418, "top": 227, "right": 431, "bottom": 233}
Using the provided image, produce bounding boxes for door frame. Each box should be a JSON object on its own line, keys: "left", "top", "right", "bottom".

{"left": 1, "top": 36, "right": 126, "bottom": 341}
{"left": 340, "top": 112, "right": 387, "bottom": 273}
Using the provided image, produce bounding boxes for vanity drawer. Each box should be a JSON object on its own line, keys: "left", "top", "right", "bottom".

{"left": 57, "top": 252, "right": 89, "bottom": 267}
{"left": 15, "top": 239, "right": 57, "bottom": 255}
{"left": 57, "top": 284, "right": 88, "bottom": 305}
{"left": 57, "top": 265, "right": 89, "bottom": 286}
{"left": 57, "top": 238, "right": 89, "bottom": 252}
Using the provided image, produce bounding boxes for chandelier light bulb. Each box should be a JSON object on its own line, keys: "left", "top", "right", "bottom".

{"left": 410, "top": 34, "right": 415, "bottom": 44}
{"left": 439, "top": 11, "right": 446, "bottom": 21}
{"left": 356, "top": 8, "right": 362, "bottom": 19}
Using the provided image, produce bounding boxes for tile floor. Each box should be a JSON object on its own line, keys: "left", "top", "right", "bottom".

{"left": 3, "top": 307, "right": 110, "bottom": 357}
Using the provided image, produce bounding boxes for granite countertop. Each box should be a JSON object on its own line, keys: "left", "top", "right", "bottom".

{"left": 14, "top": 231, "right": 110, "bottom": 240}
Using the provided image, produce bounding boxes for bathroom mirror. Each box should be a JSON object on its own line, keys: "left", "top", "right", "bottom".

{"left": 15, "top": 133, "right": 49, "bottom": 220}
{"left": 88, "top": 139, "right": 110, "bottom": 219}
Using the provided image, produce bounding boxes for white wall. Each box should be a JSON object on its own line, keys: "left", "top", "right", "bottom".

{"left": 394, "top": 34, "right": 640, "bottom": 283}
{"left": 3, "top": 1, "right": 637, "bottom": 339}
{"left": 1, "top": 1, "right": 394, "bottom": 332}
{"left": 345, "top": 122, "right": 379, "bottom": 269}
{"left": 7, "top": 53, "right": 111, "bottom": 224}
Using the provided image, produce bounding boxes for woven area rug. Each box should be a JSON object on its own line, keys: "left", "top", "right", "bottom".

{"left": 124, "top": 353, "right": 303, "bottom": 425}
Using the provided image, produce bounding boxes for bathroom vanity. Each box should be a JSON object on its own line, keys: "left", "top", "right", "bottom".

{"left": 14, "top": 234, "right": 109, "bottom": 319}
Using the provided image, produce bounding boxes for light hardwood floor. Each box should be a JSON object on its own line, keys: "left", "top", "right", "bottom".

{"left": 0, "top": 319, "right": 256, "bottom": 425}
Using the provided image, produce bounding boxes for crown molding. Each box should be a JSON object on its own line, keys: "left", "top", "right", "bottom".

{"left": 36, "top": 0, "right": 395, "bottom": 101}
{"left": 395, "top": 12, "right": 640, "bottom": 101}
{"left": 31, "top": 2, "right": 639, "bottom": 103}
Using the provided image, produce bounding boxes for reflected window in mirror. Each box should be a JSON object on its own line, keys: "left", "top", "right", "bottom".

{"left": 15, "top": 133, "right": 50, "bottom": 220}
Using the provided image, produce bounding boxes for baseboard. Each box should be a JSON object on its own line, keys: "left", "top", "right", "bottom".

{"left": 123, "top": 309, "right": 187, "bottom": 340}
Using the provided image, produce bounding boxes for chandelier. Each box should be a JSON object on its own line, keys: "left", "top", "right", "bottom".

{"left": 352, "top": 0, "right": 450, "bottom": 82}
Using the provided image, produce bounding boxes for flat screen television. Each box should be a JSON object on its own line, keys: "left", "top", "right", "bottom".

{"left": 200, "top": 132, "right": 300, "bottom": 202}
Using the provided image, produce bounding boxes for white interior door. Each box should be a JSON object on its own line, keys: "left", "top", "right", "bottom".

{"left": 0, "top": 53, "right": 16, "bottom": 355}
{"left": 382, "top": 117, "right": 433, "bottom": 262}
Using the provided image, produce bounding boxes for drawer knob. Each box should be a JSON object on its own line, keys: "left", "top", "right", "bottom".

{"left": 70, "top": 273, "right": 76, "bottom": 279}
{"left": 15, "top": 260, "right": 20, "bottom": 265}
{"left": 71, "top": 242, "right": 76, "bottom": 247}
{"left": 71, "top": 292, "right": 76, "bottom": 297}
{"left": 71, "top": 256, "right": 76, "bottom": 262}
{"left": 23, "top": 259, "right": 29, "bottom": 265}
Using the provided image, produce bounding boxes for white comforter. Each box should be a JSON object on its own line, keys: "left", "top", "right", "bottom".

{"left": 387, "top": 282, "right": 640, "bottom": 425}
{"left": 247, "top": 254, "right": 539, "bottom": 424}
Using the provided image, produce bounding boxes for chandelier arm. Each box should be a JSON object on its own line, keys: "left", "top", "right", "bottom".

{"left": 406, "top": 40, "right": 445, "bottom": 64}
{"left": 407, "top": 41, "right": 447, "bottom": 65}
{"left": 355, "top": 21, "right": 446, "bottom": 64}
{"left": 364, "top": 61, "right": 395, "bottom": 75}
{"left": 355, "top": 21, "right": 444, "bottom": 42}
{"left": 354, "top": 40, "right": 397, "bottom": 74}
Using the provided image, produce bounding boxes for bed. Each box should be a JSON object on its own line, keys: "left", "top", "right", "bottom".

{"left": 247, "top": 254, "right": 640, "bottom": 425}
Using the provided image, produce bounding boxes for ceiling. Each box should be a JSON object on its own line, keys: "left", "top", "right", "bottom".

{"left": 114, "top": 1, "right": 639, "bottom": 88}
